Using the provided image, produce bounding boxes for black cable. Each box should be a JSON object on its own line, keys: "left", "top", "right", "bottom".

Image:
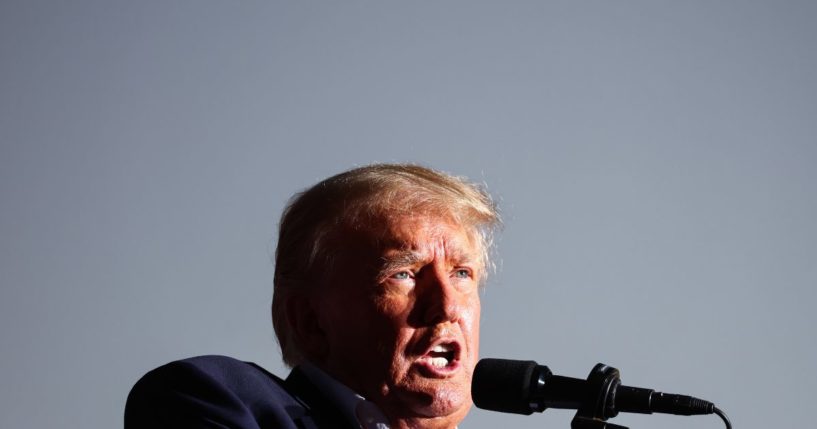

{"left": 714, "top": 406, "right": 732, "bottom": 429}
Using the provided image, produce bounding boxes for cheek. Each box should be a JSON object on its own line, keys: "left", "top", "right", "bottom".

{"left": 319, "top": 291, "right": 377, "bottom": 344}
{"left": 371, "top": 297, "right": 423, "bottom": 371}
{"left": 373, "top": 295, "right": 414, "bottom": 341}
{"left": 463, "top": 294, "right": 481, "bottom": 326}
{"left": 464, "top": 297, "right": 481, "bottom": 354}
{"left": 374, "top": 289, "right": 417, "bottom": 319}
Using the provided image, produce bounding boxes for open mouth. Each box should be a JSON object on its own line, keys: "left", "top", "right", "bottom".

{"left": 417, "top": 341, "right": 461, "bottom": 374}
{"left": 427, "top": 343, "right": 457, "bottom": 368}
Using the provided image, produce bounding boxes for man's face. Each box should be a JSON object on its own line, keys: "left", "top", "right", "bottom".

{"left": 313, "top": 214, "right": 482, "bottom": 428}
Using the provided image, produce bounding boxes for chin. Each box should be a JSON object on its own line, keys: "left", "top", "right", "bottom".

{"left": 401, "top": 380, "right": 472, "bottom": 418}
{"left": 425, "top": 391, "right": 471, "bottom": 418}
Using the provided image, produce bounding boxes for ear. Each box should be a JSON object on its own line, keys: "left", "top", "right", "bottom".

{"left": 285, "top": 293, "right": 329, "bottom": 362}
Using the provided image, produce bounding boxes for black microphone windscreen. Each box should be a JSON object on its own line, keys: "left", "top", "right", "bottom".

{"left": 471, "top": 358, "right": 540, "bottom": 415}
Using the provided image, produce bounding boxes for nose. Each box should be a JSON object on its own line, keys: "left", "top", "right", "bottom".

{"left": 416, "top": 265, "right": 464, "bottom": 325}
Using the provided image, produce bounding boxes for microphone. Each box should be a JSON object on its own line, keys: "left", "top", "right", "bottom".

{"left": 472, "top": 358, "right": 716, "bottom": 419}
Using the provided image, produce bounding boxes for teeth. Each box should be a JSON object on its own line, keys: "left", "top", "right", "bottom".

{"left": 430, "top": 357, "right": 449, "bottom": 368}
{"left": 432, "top": 344, "right": 452, "bottom": 353}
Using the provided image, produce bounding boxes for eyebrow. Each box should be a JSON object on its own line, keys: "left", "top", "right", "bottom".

{"left": 378, "top": 250, "right": 424, "bottom": 277}
{"left": 376, "top": 247, "right": 478, "bottom": 281}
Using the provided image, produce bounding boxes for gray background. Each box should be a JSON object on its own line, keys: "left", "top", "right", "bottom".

{"left": 2, "top": 1, "right": 815, "bottom": 428}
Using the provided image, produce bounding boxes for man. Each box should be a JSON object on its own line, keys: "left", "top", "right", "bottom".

{"left": 125, "top": 164, "right": 500, "bottom": 428}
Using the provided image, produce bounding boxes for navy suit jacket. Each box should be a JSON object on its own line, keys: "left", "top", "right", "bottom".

{"left": 125, "top": 355, "right": 353, "bottom": 429}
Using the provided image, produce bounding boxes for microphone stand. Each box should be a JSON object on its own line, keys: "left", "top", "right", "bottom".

{"left": 570, "top": 364, "right": 628, "bottom": 429}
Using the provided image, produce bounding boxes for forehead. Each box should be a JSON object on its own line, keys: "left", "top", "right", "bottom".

{"left": 338, "top": 214, "right": 481, "bottom": 259}
{"left": 378, "top": 215, "right": 476, "bottom": 250}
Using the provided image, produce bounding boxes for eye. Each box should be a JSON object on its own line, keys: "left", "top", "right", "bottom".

{"left": 391, "top": 271, "right": 412, "bottom": 280}
{"left": 453, "top": 268, "right": 471, "bottom": 279}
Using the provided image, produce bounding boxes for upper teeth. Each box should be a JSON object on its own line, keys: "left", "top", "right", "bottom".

{"left": 432, "top": 344, "right": 452, "bottom": 353}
